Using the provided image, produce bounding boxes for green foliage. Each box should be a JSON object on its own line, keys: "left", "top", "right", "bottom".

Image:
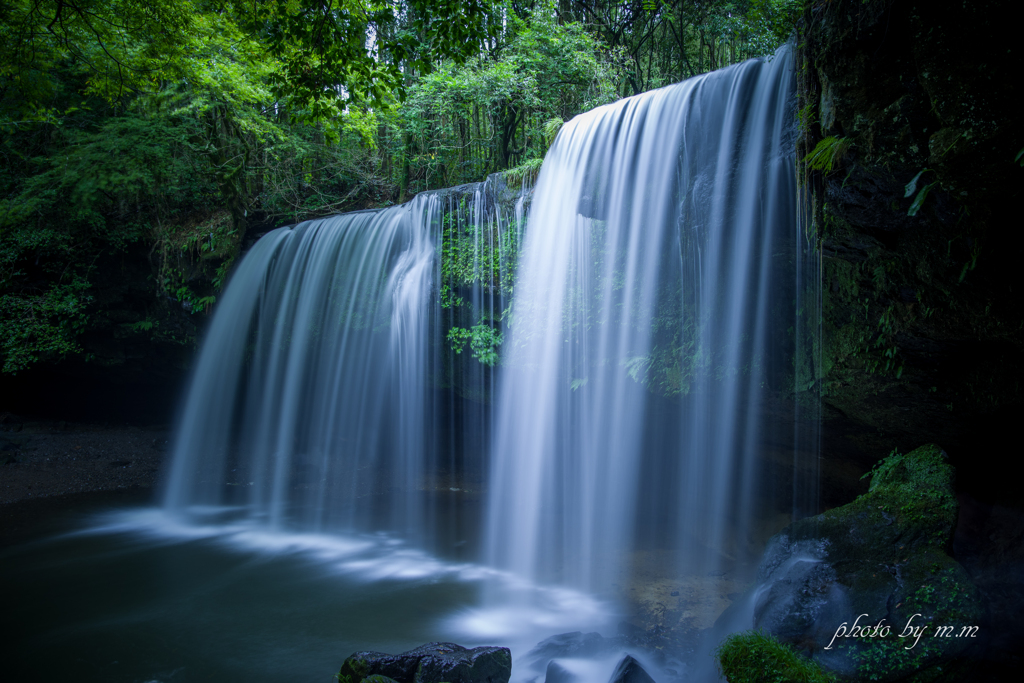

{"left": 622, "top": 298, "right": 712, "bottom": 397}
{"left": 0, "top": 277, "right": 92, "bottom": 374}
{"left": 391, "top": 2, "right": 622, "bottom": 193}
{"left": 865, "top": 445, "right": 955, "bottom": 511}
{"left": 716, "top": 630, "right": 835, "bottom": 683}
{"left": 905, "top": 169, "right": 936, "bottom": 216}
{"left": 797, "top": 102, "right": 816, "bottom": 136}
{"left": 556, "top": 0, "right": 801, "bottom": 96}
{"left": 543, "top": 117, "right": 564, "bottom": 148}
{"left": 835, "top": 558, "right": 976, "bottom": 681}
{"left": 862, "top": 303, "right": 903, "bottom": 377}
{"left": 439, "top": 202, "right": 520, "bottom": 299}
{"left": 809, "top": 444, "right": 979, "bottom": 682}
{"left": 4, "top": 115, "right": 203, "bottom": 231}
{"left": 739, "top": 0, "right": 805, "bottom": 58}
{"left": 504, "top": 158, "right": 545, "bottom": 185}
{"left": 0, "top": 0, "right": 814, "bottom": 374}
{"left": 447, "top": 323, "right": 503, "bottom": 366}
{"left": 804, "top": 136, "right": 850, "bottom": 174}
{"left": 438, "top": 194, "right": 519, "bottom": 369}
{"left": 0, "top": 1, "right": 499, "bottom": 122}
{"left": 0, "top": 0, "right": 196, "bottom": 119}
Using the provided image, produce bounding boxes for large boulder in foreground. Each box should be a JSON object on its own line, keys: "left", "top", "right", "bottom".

{"left": 752, "top": 445, "right": 983, "bottom": 681}
{"left": 338, "top": 642, "right": 511, "bottom": 683}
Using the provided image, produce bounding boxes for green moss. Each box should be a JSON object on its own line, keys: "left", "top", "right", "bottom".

{"left": 796, "top": 446, "right": 980, "bottom": 681}
{"left": 835, "top": 555, "right": 981, "bottom": 682}
{"left": 864, "top": 444, "right": 958, "bottom": 548}
{"left": 867, "top": 445, "right": 951, "bottom": 494}
{"left": 717, "top": 631, "right": 836, "bottom": 683}
{"left": 336, "top": 656, "right": 370, "bottom": 682}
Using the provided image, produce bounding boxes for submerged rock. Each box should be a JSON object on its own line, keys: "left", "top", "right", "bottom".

{"left": 526, "top": 631, "right": 609, "bottom": 667}
{"left": 751, "top": 445, "right": 983, "bottom": 681}
{"left": 526, "top": 630, "right": 681, "bottom": 682}
{"left": 543, "top": 660, "right": 578, "bottom": 683}
{"left": 607, "top": 654, "right": 655, "bottom": 683}
{"left": 338, "top": 642, "right": 511, "bottom": 683}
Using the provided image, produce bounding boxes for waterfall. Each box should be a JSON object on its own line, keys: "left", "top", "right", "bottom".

{"left": 161, "top": 45, "right": 819, "bottom": 655}
{"left": 163, "top": 201, "right": 433, "bottom": 535}
{"left": 485, "top": 47, "right": 817, "bottom": 599}
{"left": 162, "top": 179, "right": 525, "bottom": 546}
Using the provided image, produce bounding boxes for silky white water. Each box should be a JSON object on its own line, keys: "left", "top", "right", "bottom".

{"left": 487, "top": 46, "right": 815, "bottom": 599}
{"left": 163, "top": 202, "right": 436, "bottom": 535}
{"left": 163, "top": 179, "right": 525, "bottom": 547}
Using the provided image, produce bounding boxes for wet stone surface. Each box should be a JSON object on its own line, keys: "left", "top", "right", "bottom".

{"left": 0, "top": 415, "right": 168, "bottom": 547}
{"left": 338, "top": 642, "right": 512, "bottom": 683}
{"left": 0, "top": 416, "right": 168, "bottom": 505}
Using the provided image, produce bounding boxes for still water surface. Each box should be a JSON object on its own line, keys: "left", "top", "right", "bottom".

{"left": 3, "top": 503, "right": 616, "bottom": 683}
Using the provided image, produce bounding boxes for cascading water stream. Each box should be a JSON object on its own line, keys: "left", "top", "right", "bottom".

{"left": 161, "top": 177, "right": 527, "bottom": 549}
{"left": 486, "top": 46, "right": 817, "bottom": 608}
{"left": 163, "top": 200, "right": 436, "bottom": 536}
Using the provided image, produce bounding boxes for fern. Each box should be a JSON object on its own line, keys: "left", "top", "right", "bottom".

{"left": 904, "top": 169, "right": 936, "bottom": 217}
{"left": 543, "top": 117, "right": 565, "bottom": 148}
{"left": 803, "top": 136, "right": 850, "bottom": 174}
{"left": 504, "top": 158, "right": 544, "bottom": 185}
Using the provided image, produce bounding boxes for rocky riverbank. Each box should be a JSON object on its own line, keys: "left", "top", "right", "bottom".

{"left": 0, "top": 413, "right": 168, "bottom": 546}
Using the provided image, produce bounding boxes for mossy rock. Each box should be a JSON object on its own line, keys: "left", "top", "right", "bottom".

{"left": 752, "top": 445, "right": 983, "bottom": 682}
{"left": 338, "top": 642, "right": 511, "bottom": 683}
{"left": 717, "top": 630, "right": 836, "bottom": 683}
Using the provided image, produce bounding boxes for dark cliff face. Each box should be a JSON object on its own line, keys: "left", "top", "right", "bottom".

{"left": 801, "top": 3, "right": 1024, "bottom": 667}
{"left": 799, "top": 0, "right": 1023, "bottom": 505}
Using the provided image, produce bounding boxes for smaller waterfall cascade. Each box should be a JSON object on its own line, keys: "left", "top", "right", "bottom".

{"left": 163, "top": 201, "right": 435, "bottom": 535}
{"left": 486, "top": 47, "right": 817, "bottom": 597}
{"left": 162, "top": 178, "right": 527, "bottom": 547}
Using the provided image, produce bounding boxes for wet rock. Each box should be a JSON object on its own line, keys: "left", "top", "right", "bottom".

{"left": 607, "top": 655, "right": 654, "bottom": 683}
{"left": 616, "top": 622, "right": 676, "bottom": 652}
{"left": 543, "top": 660, "right": 577, "bottom": 683}
{"left": 524, "top": 631, "right": 620, "bottom": 674}
{"left": 338, "top": 642, "right": 511, "bottom": 683}
{"left": 1, "top": 436, "right": 20, "bottom": 463}
{"left": 752, "top": 445, "right": 982, "bottom": 681}
{"left": 528, "top": 631, "right": 607, "bottom": 662}
{"left": 411, "top": 643, "right": 511, "bottom": 683}
{"left": 338, "top": 649, "right": 422, "bottom": 681}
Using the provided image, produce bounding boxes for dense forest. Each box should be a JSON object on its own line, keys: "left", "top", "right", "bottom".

{"left": 0, "top": 0, "right": 799, "bottom": 381}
